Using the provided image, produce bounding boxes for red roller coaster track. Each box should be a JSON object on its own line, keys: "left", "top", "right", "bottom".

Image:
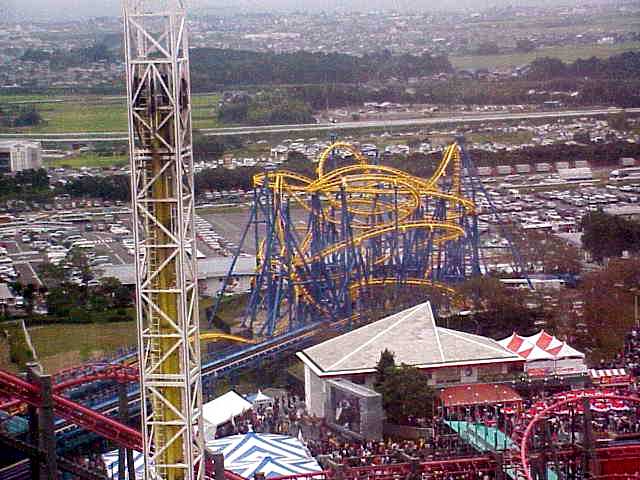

{"left": 0, "top": 369, "right": 141, "bottom": 450}
{"left": 0, "top": 368, "right": 246, "bottom": 480}
{"left": 520, "top": 393, "right": 640, "bottom": 480}
{"left": 3, "top": 365, "right": 640, "bottom": 480}
{"left": 0, "top": 363, "right": 139, "bottom": 413}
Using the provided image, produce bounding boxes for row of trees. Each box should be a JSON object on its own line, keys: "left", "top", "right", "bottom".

{"left": 455, "top": 276, "right": 543, "bottom": 339}
{"left": 0, "top": 168, "right": 49, "bottom": 201}
{"left": 218, "top": 92, "right": 316, "bottom": 126}
{"left": 21, "top": 43, "right": 116, "bottom": 71}
{"left": 527, "top": 52, "right": 640, "bottom": 81}
{"left": 56, "top": 137, "right": 638, "bottom": 202}
{"left": 578, "top": 257, "right": 640, "bottom": 361}
{"left": 189, "top": 49, "right": 452, "bottom": 88}
{"left": 37, "top": 248, "right": 132, "bottom": 324}
{"left": 195, "top": 166, "right": 259, "bottom": 194}
{"left": 0, "top": 104, "right": 42, "bottom": 128}
{"left": 62, "top": 174, "right": 130, "bottom": 201}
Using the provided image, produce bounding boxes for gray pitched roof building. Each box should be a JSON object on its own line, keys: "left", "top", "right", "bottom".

{"left": 298, "top": 302, "right": 524, "bottom": 417}
{"left": 298, "top": 301, "right": 521, "bottom": 377}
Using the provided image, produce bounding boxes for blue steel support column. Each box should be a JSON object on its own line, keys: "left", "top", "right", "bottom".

{"left": 457, "top": 138, "right": 531, "bottom": 288}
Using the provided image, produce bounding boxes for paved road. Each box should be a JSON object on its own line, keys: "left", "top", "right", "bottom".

{"left": 201, "top": 107, "right": 640, "bottom": 136}
{"left": 1, "top": 107, "right": 637, "bottom": 143}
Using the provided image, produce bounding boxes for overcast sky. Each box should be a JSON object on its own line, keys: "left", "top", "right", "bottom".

{"left": 4, "top": 0, "right": 563, "bottom": 21}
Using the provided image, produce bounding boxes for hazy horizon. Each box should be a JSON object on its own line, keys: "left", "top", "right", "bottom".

{"left": 3, "top": 0, "right": 578, "bottom": 21}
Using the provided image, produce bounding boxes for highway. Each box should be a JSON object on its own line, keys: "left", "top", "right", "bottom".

{"left": 200, "top": 107, "right": 640, "bottom": 136}
{"left": 1, "top": 107, "right": 637, "bottom": 143}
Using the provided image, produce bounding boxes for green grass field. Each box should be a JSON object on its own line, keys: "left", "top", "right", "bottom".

{"left": 451, "top": 41, "right": 640, "bottom": 70}
{"left": 45, "top": 153, "right": 129, "bottom": 169}
{"left": 26, "top": 321, "right": 137, "bottom": 372}
{"left": 0, "top": 93, "right": 222, "bottom": 134}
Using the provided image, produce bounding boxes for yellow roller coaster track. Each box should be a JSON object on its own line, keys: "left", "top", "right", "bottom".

{"left": 199, "top": 333, "right": 256, "bottom": 344}
{"left": 252, "top": 141, "right": 474, "bottom": 323}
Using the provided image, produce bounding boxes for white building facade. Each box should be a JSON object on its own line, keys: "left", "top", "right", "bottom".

{"left": 0, "top": 140, "right": 42, "bottom": 172}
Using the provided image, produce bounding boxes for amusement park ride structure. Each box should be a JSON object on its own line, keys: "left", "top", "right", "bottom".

{"left": 0, "top": 0, "right": 638, "bottom": 473}
{"left": 123, "top": 0, "right": 203, "bottom": 479}
{"left": 211, "top": 138, "right": 530, "bottom": 337}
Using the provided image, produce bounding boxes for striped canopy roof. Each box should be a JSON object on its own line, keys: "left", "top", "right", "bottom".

{"left": 206, "top": 432, "right": 322, "bottom": 479}
{"left": 102, "top": 432, "right": 323, "bottom": 480}
{"left": 498, "top": 330, "right": 584, "bottom": 361}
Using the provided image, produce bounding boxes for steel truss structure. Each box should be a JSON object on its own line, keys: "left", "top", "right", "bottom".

{"left": 123, "top": 1, "right": 203, "bottom": 479}
{"left": 213, "top": 139, "right": 528, "bottom": 337}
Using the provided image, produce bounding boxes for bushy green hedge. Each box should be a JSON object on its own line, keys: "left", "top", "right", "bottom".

{"left": 23, "top": 308, "right": 135, "bottom": 326}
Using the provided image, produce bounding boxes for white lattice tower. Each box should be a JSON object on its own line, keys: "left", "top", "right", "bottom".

{"left": 122, "top": 1, "right": 203, "bottom": 479}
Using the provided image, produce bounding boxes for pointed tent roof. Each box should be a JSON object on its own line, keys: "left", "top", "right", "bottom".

{"left": 246, "top": 389, "right": 273, "bottom": 405}
{"left": 550, "top": 342, "right": 585, "bottom": 359}
{"left": 521, "top": 330, "right": 563, "bottom": 351}
{"left": 498, "top": 332, "right": 526, "bottom": 352}
{"left": 521, "top": 344, "right": 556, "bottom": 361}
{"left": 205, "top": 433, "right": 322, "bottom": 479}
{"left": 297, "top": 302, "right": 522, "bottom": 376}
{"left": 514, "top": 339, "right": 536, "bottom": 356}
{"left": 498, "top": 330, "right": 584, "bottom": 361}
{"left": 202, "top": 390, "right": 253, "bottom": 428}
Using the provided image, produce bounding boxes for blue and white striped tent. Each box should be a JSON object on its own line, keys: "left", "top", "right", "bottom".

{"left": 102, "top": 450, "right": 144, "bottom": 480}
{"left": 102, "top": 432, "right": 322, "bottom": 480}
{"left": 206, "top": 432, "right": 323, "bottom": 479}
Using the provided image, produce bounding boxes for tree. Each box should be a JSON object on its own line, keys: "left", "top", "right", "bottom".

{"left": 456, "top": 276, "right": 541, "bottom": 338}
{"left": 98, "top": 276, "right": 131, "bottom": 309}
{"left": 38, "top": 261, "right": 67, "bottom": 289}
{"left": 579, "top": 257, "right": 640, "bottom": 361}
{"left": 64, "top": 247, "right": 94, "bottom": 294}
{"left": 22, "top": 283, "right": 36, "bottom": 315}
{"left": 581, "top": 211, "right": 640, "bottom": 262}
{"left": 527, "top": 57, "right": 567, "bottom": 80}
{"left": 515, "top": 39, "right": 536, "bottom": 53}
{"left": 376, "top": 364, "right": 435, "bottom": 425}
{"left": 374, "top": 349, "right": 396, "bottom": 389}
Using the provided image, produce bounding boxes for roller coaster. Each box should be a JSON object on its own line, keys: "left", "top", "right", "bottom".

{"left": 1, "top": 364, "right": 640, "bottom": 480}
{"left": 213, "top": 139, "right": 527, "bottom": 337}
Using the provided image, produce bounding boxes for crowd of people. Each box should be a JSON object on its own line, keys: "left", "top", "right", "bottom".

{"left": 302, "top": 417, "right": 486, "bottom": 466}
{"left": 214, "top": 392, "right": 306, "bottom": 438}
{"left": 31, "top": 324, "right": 640, "bottom": 480}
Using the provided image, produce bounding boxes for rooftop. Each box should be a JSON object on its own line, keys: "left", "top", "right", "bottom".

{"left": 439, "top": 383, "right": 522, "bottom": 407}
{"left": 101, "top": 255, "right": 256, "bottom": 285}
{"left": 297, "top": 302, "right": 522, "bottom": 376}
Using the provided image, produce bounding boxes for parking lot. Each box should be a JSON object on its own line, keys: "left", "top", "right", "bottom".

{"left": 0, "top": 209, "right": 136, "bottom": 287}
{"left": 0, "top": 166, "right": 636, "bottom": 305}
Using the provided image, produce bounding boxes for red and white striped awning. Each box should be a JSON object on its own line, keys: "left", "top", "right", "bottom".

{"left": 589, "top": 368, "right": 628, "bottom": 379}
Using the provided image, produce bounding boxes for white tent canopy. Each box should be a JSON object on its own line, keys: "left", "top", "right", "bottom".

{"left": 551, "top": 342, "right": 585, "bottom": 359}
{"left": 202, "top": 390, "right": 253, "bottom": 432}
{"left": 523, "top": 344, "right": 556, "bottom": 361}
{"left": 499, "top": 330, "right": 584, "bottom": 361}
{"left": 246, "top": 389, "right": 273, "bottom": 406}
{"left": 498, "top": 330, "right": 586, "bottom": 376}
